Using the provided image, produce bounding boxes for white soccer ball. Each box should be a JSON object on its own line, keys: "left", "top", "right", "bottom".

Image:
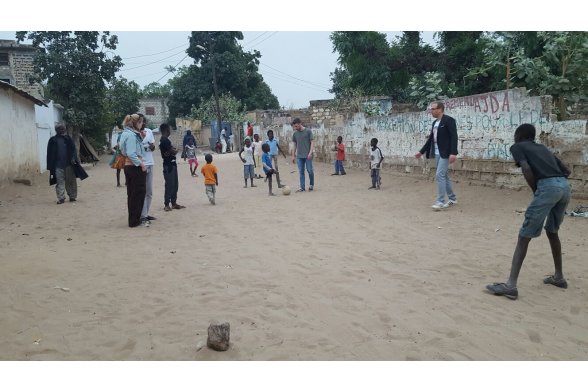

{"left": 282, "top": 186, "right": 291, "bottom": 196}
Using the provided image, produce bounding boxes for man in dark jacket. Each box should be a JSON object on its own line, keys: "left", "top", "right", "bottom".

{"left": 415, "top": 101, "right": 459, "bottom": 210}
{"left": 47, "top": 124, "right": 79, "bottom": 204}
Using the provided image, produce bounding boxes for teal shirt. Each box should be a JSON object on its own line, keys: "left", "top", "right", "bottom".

{"left": 119, "top": 127, "right": 143, "bottom": 166}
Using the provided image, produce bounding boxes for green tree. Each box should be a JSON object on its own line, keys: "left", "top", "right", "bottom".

{"left": 330, "top": 31, "right": 394, "bottom": 97}
{"left": 436, "top": 31, "right": 488, "bottom": 95}
{"left": 190, "top": 93, "right": 246, "bottom": 124}
{"left": 104, "top": 77, "right": 142, "bottom": 127}
{"left": 15, "top": 31, "right": 122, "bottom": 149}
{"left": 330, "top": 31, "right": 438, "bottom": 101}
{"left": 142, "top": 81, "right": 172, "bottom": 98}
{"left": 408, "top": 72, "right": 457, "bottom": 109}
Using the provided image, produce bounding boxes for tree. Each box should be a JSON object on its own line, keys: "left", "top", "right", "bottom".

{"left": 330, "top": 31, "right": 394, "bottom": 97}
{"left": 167, "top": 31, "right": 279, "bottom": 122}
{"left": 142, "top": 81, "right": 172, "bottom": 98}
{"left": 330, "top": 31, "right": 438, "bottom": 101}
{"left": 15, "top": 31, "right": 122, "bottom": 150}
{"left": 408, "top": 72, "right": 457, "bottom": 110}
{"left": 104, "top": 77, "right": 142, "bottom": 127}
{"left": 190, "top": 93, "right": 246, "bottom": 124}
{"left": 466, "top": 31, "right": 588, "bottom": 119}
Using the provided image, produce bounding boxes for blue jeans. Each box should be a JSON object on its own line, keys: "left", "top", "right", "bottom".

{"left": 297, "top": 157, "right": 314, "bottom": 190}
{"left": 520, "top": 177, "right": 570, "bottom": 238}
{"left": 335, "top": 160, "right": 346, "bottom": 174}
{"left": 435, "top": 156, "right": 456, "bottom": 204}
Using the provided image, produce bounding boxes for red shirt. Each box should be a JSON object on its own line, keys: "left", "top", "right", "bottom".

{"left": 336, "top": 143, "right": 345, "bottom": 161}
{"left": 247, "top": 125, "right": 253, "bottom": 137}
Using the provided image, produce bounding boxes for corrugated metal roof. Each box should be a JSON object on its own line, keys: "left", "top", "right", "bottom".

{"left": 0, "top": 80, "right": 47, "bottom": 107}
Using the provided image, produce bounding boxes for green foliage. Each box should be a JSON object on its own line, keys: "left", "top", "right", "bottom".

{"left": 15, "top": 31, "right": 122, "bottom": 141}
{"left": 166, "top": 31, "right": 279, "bottom": 120}
{"left": 466, "top": 31, "right": 588, "bottom": 119}
{"left": 330, "top": 31, "right": 438, "bottom": 101}
{"left": 104, "top": 77, "right": 141, "bottom": 127}
{"left": 408, "top": 72, "right": 457, "bottom": 110}
{"left": 189, "top": 93, "right": 246, "bottom": 124}
{"left": 142, "top": 81, "right": 172, "bottom": 98}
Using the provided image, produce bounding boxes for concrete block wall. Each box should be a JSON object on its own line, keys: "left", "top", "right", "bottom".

{"left": 249, "top": 89, "right": 588, "bottom": 198}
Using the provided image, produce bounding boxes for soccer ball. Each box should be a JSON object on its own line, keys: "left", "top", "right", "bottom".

{"left": 282, "top": 186, "right": 291, "bottom": 196}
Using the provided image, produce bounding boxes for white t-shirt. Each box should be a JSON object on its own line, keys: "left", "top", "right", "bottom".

{"left": 432, "top": 120, "right": 440, "bottom": 156}
{"left": 370, "top": 147, "right": 383, "bottom": 169}
{"left": 141, "top": 128, "right": 155, "bottom": 166}
{"left": 252, "top": 141, "right": 263, "bottom": 156}
{"left": 243, "top": 145, "right": 255, "bottom": 165}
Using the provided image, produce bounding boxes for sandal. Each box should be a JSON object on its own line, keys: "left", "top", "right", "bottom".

{"left": 486, "top": 282, "right": 518, "bottom": 300}
{"left": 543, "top": 275, "right": 568, "bottom": 289}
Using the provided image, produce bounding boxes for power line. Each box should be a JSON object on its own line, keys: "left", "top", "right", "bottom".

{"left": 244, "top": 31, "right": 278, "bottom": 49}
{"left": 242, "top": 32, "right": 270, "bottom": 48}
{"left": 262, "top": 71, "right": 330, "bottom": 93}
{"left": 155, "top": 54, "right": 190, "bottom": 84}
{"left": 121, "top": 49, "right": 187, "bottom": 71}
{"left": 260, "top": 62, "right": 331, "bottom": 89}
{"left": 122, "top": 44, "right": 188, "bottom": 60}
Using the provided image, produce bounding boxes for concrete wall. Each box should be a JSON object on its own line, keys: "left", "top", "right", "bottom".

{"left": 140, "top": 97, "right": 169, "bottom": 127}
{"left": 0, "top": 88, "right": 40, "bottom": 185}
{"left": 35, "top": 101, "right": 63, "bottom": 172}
{"left": 250, "top": 88, "right": 588, "bottom": 197}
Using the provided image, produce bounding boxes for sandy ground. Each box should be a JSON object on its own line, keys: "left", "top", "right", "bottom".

{"left": 1, "top": 149, "right": 587, "bottom": 361}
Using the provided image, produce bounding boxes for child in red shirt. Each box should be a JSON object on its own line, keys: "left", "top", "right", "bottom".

{"left": 331, "top": 135, "right": 346, "bottom": 175}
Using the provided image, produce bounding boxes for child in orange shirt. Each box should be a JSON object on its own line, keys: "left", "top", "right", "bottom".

{"left": 200, "top": 153, "right": 218, "bottom": 205}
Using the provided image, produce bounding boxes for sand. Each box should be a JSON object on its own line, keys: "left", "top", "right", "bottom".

{"left": 1, "top": 150, "right": 587, "bottom": 360}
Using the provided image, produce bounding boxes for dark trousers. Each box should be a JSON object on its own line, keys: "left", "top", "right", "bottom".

{"left": 163, "top": 164, "right": 178, "bottom": 206}
{"left": 124, "top": 165, "right": 146, "bottom": 227}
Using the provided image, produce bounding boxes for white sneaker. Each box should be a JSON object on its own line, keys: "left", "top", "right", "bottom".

{"left": 431, "top": 202, "right": 447, "bottom": 210}
{"left": 443, "top": 199, "right": 458, "bottom": 208}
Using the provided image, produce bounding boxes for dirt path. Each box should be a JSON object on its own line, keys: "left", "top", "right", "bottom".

{"left": 1, "top": 150, "right": 587, "bottom": 360}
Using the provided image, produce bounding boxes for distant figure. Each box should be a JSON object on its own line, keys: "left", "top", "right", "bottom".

{"left": 368, "top": 138, "right": 383, "bottom": 190}
{"left": 264, "top": 129, "right": 287, "bottom": 188}
{"left": 332, "top": 135, "right": 346, "bottom": 175}
{"left": 247, "top": 121, "right": 253, "bottom": 138}
{"left": 111, "top": 125, "right": 123, "bottom": 187}
{"left": 239, "top": 137, "right": 256, "bottom": 188}
{"left": 182, "top": 129, "right": 196, "bottom": 161}
{"left": 261, "top": 143, "right": 278, "bottom": 196}
{"left": 252, "top": 133, "right": 263, "bottom": 179}
{"left": 184, "top": 139, "right": 199, "bottom": 177}
{"left": 291, "top": 118, "right": 314, "bottom": 192}
{"left": 486, "top": 123, "right": 571, "bottom": 300}
{"left": 220, "top": 127, "right": 228, "bottom": 154}
{"left": 47, "top": 124, "right": 80, "bottom": 204}
{"left": 159, "top": 123, "right": 185, "bottom": 212}
{"left": 415, "top": 101, "right": 459, "bottom": 210}
{"left": 201, "top": 153, "right": 218, "bottom": 205}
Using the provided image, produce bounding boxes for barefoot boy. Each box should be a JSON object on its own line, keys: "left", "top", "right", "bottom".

{"left": 486, "top": 123, "right": 571, "bottom": 300}
{"left": 200, "top": 153, "right": 218, "bottom": 205}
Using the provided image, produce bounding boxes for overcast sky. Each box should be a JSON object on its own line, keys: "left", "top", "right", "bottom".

{"left": 1, "top": 1, "right": 575, "bottom": 110}
{"left": 0, "top": 30, "right": 435, "bottom": 109}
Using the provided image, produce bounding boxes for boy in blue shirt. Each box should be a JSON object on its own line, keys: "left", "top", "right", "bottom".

{"left": 264, "top": 129, "right": 287, "bottom": 188}
{"left": 486, "top": 123, "right": 571, "bottom": 300}
{"left": 261, "top": 143, "right": 278, "bottom": 196}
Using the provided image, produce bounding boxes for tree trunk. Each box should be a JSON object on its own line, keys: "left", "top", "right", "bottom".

{"left": 69, "top": 124, "right": 81, "bottom": 160}
{"left": 557, "top": 95, "right": 568, "bottom": 121}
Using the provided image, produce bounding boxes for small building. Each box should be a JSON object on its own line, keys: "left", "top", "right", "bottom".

{"left": 0, "top": 39, "right": 43, "bottom": 100}
{"left": 139, "top": 97, "right": 169, "bottom": 128}
{"left": 0, "top": 80, "right": 47, "bottom": 185}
